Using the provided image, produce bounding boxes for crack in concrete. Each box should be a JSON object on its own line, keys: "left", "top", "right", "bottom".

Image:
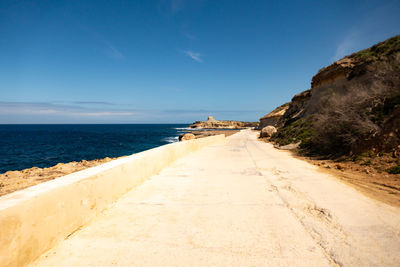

{"left": 244, "top": 138, "right": 346, "bottom": 267}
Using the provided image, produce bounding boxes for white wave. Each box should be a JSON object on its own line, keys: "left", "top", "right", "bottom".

{"left": 174, "top": 127, "right": 192, "bottom": 132}
{"left": 174, "top": 127, "right": 206, "bottom": 131}
{"left": 163, "top": 136, "right": 179, "bottom": 143}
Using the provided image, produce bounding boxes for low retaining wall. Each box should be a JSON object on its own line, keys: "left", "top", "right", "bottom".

{"left": 0, "top": 134, "right": 225, "bottom": 267}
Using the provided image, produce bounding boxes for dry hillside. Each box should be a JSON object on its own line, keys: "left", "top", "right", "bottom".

{"left": 263, "top": 35, "right": 400, "bottom": 175}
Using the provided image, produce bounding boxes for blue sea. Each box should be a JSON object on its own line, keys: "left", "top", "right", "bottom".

{"left": 0, "top": 124, "right": 190, "bottom": 174}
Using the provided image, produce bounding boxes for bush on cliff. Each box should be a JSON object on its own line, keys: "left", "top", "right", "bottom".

{"left": 387, "top": 164, "right": 400, "bottom": 174}
{"left": 273, "top": 86, "right": 400, "bottom": 157}
{"left": 271, "top": 118, "right": 315, "bottom": 150}
{"left": 352, "top": 35, "right": 400, "bottom": 62}
{"left": 310, "top": 85, "right": 387, "bottom": 155}
{"left": 270, "top": 35, "right": 400, "bottom": 158}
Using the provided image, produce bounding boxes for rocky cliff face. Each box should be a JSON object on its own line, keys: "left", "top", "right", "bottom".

{"left": 270, "top": 35, "right": 400, "bottom": 156}
{"left": 189, "top": 117, "right": 258, "bottom": 129}
{"left": 278, "top": 90, "right": 311, "bottom": 127}
{"left": 259, "top": 103, "right": 289, "bottom": 129}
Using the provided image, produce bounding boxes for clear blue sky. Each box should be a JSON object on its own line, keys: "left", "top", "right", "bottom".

{"left": 1, "top": 0, "right": 399, "bottom": 123}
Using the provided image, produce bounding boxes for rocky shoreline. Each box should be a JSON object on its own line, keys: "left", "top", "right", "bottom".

{"left": 0, "top": 157, "right": 121, "bottom": 197}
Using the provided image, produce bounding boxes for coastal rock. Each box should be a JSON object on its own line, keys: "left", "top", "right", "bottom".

{"left": 189, "top": 116, "right": 258, "bottom": 129}
{"left": 179, "top": 133, "right": 196, "bottom": 141}
{"left": 277, "top": 89, "right": 312, "bottom": 127}
{"left": 259, "top": 103, "right": 289, "bottom": 129}
{"left": 277, "top": 141, "right": 301, "bottom": 150}
{"left": 0, "top": 157, "right": 119, "bottom": 197}
{"left": 260, "top": 126, "right": 277, "bottom": 138}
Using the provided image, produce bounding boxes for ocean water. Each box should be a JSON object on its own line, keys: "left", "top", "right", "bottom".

{"left": 0, "top": 124, "right": 190, "bottom": 173}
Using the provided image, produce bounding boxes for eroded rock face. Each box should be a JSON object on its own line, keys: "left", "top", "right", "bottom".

{"left": 189, "top": 117, "right": 258, "bottom": 129}
{"left": 270, "top": 35, "right": 400, "bottom": 156}
{"left": 259, "top": 103, "right": 289, "bottom": 129}
{"left": 260, "top": 126, "right": 277, "bottom": 138}
{"left": 179, "top": 133, "right": 196, "bottom": 141}
{"left": 311, "top": 58, "right": 355, "bottom": 89}
{"left": 277, "top": 90, "right": 312, "bottom": 127}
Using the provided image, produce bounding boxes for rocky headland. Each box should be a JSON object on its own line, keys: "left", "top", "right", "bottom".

{"left": 188, "top": 116, "right": 258, "bottom": 129}
{"left": 179, "top": 116, "right": 253, "bottom": 142}
{"left": 179, "top": 130, "right": 240, "bottom": 142}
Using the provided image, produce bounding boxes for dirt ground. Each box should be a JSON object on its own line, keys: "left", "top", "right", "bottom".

{"left": 303, "top": 156, "right": 400, "bottom": 207}
{"left": 258, "top": 134, "right": 400, "bottom": 207}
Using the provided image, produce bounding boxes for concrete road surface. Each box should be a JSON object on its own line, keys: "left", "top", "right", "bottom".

{"left": 31, "top": 130, "right": 400, "bottom": 267}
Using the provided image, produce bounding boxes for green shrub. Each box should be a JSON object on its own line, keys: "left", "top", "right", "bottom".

{"left": 271, "top": 118, "right": 315, "bottom": 148}
{"left": 359, "top": 151, "right": 374, "bottom": 157}
{"left": 386, "top": 164, "right": 400, "bottom": 174}
{"left": 360, "top": 160, "right": 372, "bottom": 166}
{"left": 272, "top": 35, "right": 400, "bottom": 158}
{"left": 352, "top": 35, "right": 400, "bottom": 62}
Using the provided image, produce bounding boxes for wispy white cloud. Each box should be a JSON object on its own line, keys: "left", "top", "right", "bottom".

{"left": 158, "top": 0, "right": 185, "bottom": 16}
{"left": 332, "top": 29, "right": 360, "bottom": 61}
{"left": 0, "top": 102, "right": 262, "bottom": 123}
{"left": 72, "top": 101, "right": 116, "bottom": 106}
{"left": 71, "top": 112, "right": 134, "bottom": 117}
{"left": 103, "top": 41, "right": 124, "bottom": 60}
{"left": 37, "top": 109, "right": 58, "bottom": 114}
{"left": 77, "top": 23, "right": 124, "bottom": 60}
{"left": 180, "top": 24, "right": 198, "bottom": 40}
{"left": 0, "top": 102, "right": 135, "bottom": 117}
{"left": 184, "top": 32, "right": 197, "bottom": 40}
{"left": 184, "top": 50, "right": 203, "bottom": 62}
{"left": 332, "top": 2, "right": 400, "bottom": 62}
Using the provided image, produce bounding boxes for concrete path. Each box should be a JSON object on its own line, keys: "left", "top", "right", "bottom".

{"left": 31, "top": 130, "right": 400, "bottom": 266}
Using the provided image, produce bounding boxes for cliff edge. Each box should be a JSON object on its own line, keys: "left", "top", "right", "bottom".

{"left": 264, "top": 35, "right": 400, "bottom": 161}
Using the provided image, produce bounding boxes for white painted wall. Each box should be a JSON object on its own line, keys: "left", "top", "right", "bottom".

{"left": 0, "top": 134, "right": 225, "bottom": 267}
